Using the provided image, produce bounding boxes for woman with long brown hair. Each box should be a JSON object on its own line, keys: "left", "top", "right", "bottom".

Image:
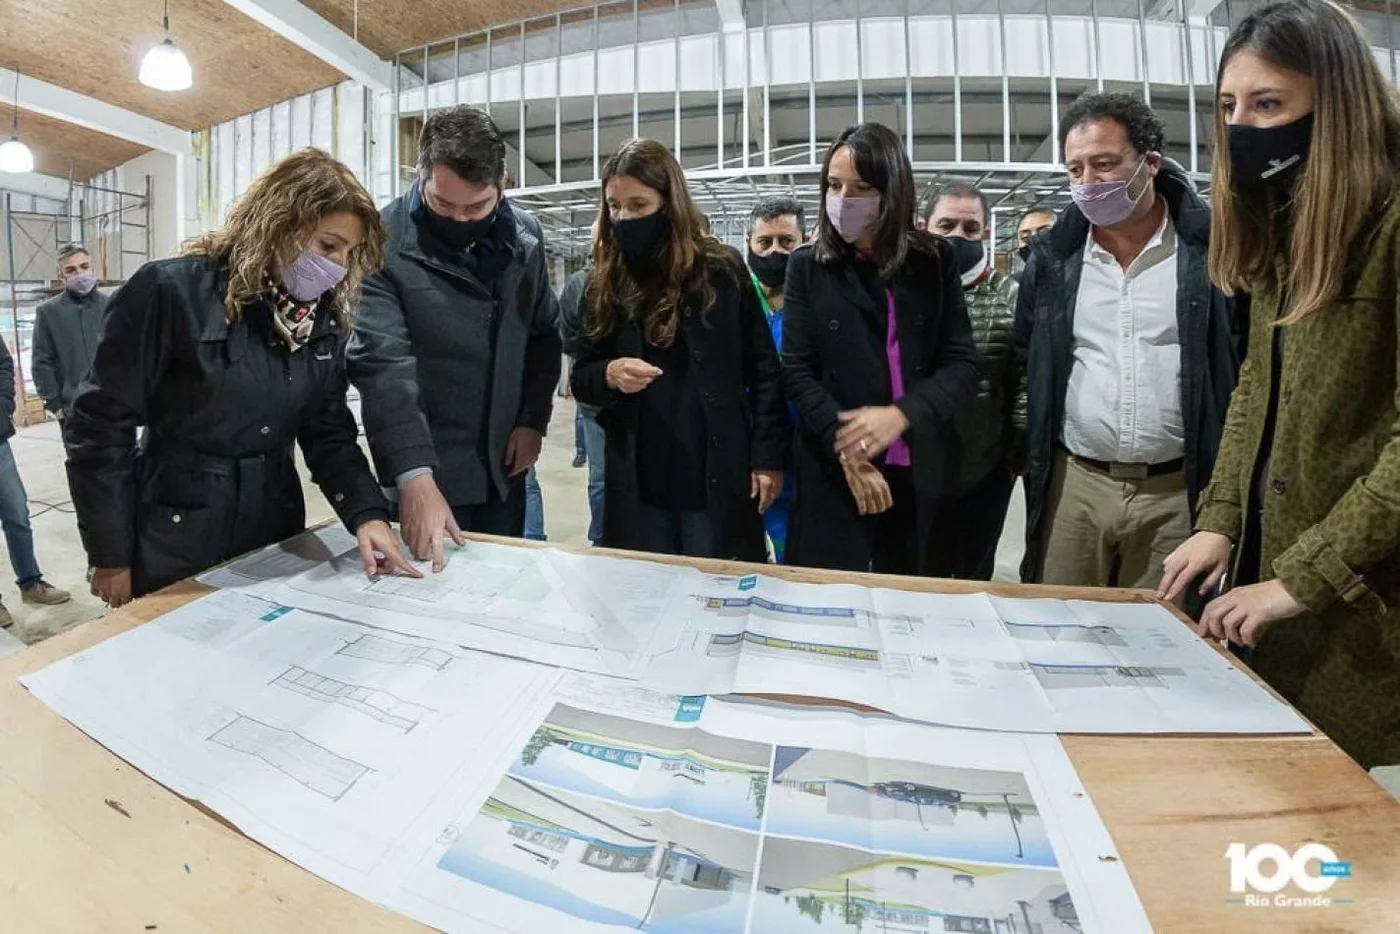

{"left": 67, "top": 148, "right": 417, "bottom": 606}
{"left": 782, "top": 123, "right": 979, "bottom": 574}
{"left": 1159, "top": 0, "right": 1400, "bottom": 768}
{"left": 570, "top": 138, "right": 787, "bottom": 559}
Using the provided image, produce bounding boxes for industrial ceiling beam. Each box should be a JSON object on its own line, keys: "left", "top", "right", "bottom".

{"left": 0, "top": 68, "right": 191, "bottom": 156}
{"left": 0, "top": 172, "right": 71, "bottom": 202}
{"left": 216, "top": 0, "right": 394, "bottom": 92}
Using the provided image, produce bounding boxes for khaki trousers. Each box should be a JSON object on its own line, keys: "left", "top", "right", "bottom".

{"left": 1040, "top": 451, "right": 1192, "bottom": 589}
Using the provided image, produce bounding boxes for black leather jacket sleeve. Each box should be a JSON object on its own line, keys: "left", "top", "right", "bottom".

{"left": 297, "top": 339, "right": 391, "bottom": 533}
{"left": 64, "top": 264, "right": 170, "bottom": 569}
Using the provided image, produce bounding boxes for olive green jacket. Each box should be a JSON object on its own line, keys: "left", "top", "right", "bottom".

{"left": 952, "top": 270, "right": 1027, "bottom": 489}
{"left": 1196, "top": 196, "right": 1400, "bottom": 769}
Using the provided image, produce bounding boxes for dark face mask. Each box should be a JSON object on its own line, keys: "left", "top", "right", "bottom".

{"left": 947, "top": 235, "right": 987, "bottom": 277}
{"left": 421, "top": 194, "right": 499, "bottom": 251}
{"left": 1226, "top": 113, "right": 1314, "bottom": 193}
{"left": 1017, "top": 244, "right": 1031, "bottom": 262}
{"left": 613, "top": 212, "right": 670, "bottom": 265}
{"left": 747, "top": 248, "right": 791, "bottom": 289}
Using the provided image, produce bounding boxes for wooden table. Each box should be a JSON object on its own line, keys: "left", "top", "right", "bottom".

{"left": 2, "top": 543, "right": 1398, "bottom": 933}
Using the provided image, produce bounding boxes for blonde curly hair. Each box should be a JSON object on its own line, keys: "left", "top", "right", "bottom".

{"left": 184, "top": 148, "right": 386, "bottom": 331}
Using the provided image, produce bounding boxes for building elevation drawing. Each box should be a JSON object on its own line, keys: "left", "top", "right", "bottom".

{"left": 337, "top": 634, "right": 454, "bottom": 671}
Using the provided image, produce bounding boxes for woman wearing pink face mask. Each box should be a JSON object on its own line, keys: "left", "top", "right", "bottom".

{"left": 65, "top": 148, "right": 419, "bottom": 607}
{"left": 781, "top": 123, "right": 980, "bottom": 575}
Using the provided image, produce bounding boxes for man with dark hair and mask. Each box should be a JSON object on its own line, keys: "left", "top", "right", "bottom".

{"left": 924, "top": 184, "right": 1025, "bottom": 580}
{"left": 1014, "top": 92, "right": 1241, "bottom": 592}
{"left": 32, "top": 244, "right": 107, "bottom": 422}
{"left": 1013, "top": 209, "right": 1055, "bottom": 280}
{"left": 745, "top": 195, "right": 804, "bottom": 563}
{"left": 349, "top": 106, "right": 561, "bottom": 570}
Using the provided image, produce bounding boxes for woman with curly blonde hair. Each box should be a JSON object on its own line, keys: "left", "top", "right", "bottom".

{"left": 66, "top": 148, "right": 417, "bottom": 605}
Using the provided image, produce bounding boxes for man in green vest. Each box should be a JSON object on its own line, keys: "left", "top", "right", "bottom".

{"left": 745, "top": 196, "right": 804, "bottom": 563}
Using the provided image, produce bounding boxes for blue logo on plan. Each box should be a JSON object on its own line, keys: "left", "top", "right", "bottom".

{"left": 1321, "top": 861, "right": 1353, "bottom": 878}
{"left": 738, "top": 576, "right": 757, "bottom": 591}
{"left": 260, "top": 606, "right": 293, "bottom": 623}
{"left": 675, "top": 696, "right": 706, "bottom": 721}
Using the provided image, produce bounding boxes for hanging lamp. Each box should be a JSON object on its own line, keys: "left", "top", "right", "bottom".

{"left": 139, "top": 0, "right": 193, "bottom": 92}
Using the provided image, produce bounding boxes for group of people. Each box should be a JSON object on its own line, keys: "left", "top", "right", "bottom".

{"left": 2, "top": 0, "right": 1384, "bottom": 769}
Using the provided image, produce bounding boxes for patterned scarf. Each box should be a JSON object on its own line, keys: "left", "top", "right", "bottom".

{"left": 266, "top": 278, "right": 317, "bottom": 352}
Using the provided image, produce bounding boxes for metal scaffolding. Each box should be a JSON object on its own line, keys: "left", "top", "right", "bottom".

{"left": 1, "top": 180, "right": 151, "bottom": 425}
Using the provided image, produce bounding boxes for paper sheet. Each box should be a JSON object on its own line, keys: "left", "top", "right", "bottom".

{"left": 229, "top": 541, "right": 1308, "bottom": 735}
{"left": 24, "top": 611, "right": 1150, "bottom": 933}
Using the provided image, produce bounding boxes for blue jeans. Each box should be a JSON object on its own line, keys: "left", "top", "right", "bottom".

{"left": 580, "top": 410, "right": 606, "bottom": 545}
{"left": 524, "top": 466, "right": 546, "bottom": 541}
{"left": 574, "top": 409, "right": 587, "bottom": 459}
{"left": 0, "top": 442, "right": 42, "bottom": 590}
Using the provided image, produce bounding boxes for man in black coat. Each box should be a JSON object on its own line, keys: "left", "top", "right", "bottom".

{"left": 348, "top": 106, "right": 561, "bottom": 569}
{"left": 1015, "top": 93, "right": 1242, "bottom": 590}
{"left": 0, "top": 336, "right": 70, "bottom": 627}
{"left": 32, "top": 244, "right": 107, "bottom": 420}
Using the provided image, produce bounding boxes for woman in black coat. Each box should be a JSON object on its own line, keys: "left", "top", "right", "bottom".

{"left": 66, "top": 149, "right": 417, "bottom": 606}
{"left": 783, "top": 123, "right": 981, "bottom": 575}
{"left": 571, "top": 138, "right": 787, "bottom": 560}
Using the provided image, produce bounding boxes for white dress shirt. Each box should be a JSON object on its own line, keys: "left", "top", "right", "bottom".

{"left": 1062, "top": 206, "right": 1185, "bottom": 465}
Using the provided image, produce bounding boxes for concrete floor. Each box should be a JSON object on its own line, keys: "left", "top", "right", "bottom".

{"left": 5, "top": 398, "right": 1397, "bottom": 800}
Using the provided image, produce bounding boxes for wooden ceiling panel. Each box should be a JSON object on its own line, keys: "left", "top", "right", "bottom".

{"left": 302, "top": 0, "right": 584, "bottom": 57}
{"left": 8, "top": 108, "right": 150, "bottom": 179}
{"left": 0, "top": 0, "right": 343, "bottom": 130}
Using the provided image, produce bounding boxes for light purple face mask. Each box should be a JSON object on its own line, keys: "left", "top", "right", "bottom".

{"left": 1070, "top": 156, "right": 1150, "bottom": 228}
{"left": 279, "top": 250, "right": 347, "bottom": 303}
{"left": 66, "top": 272, "right": 98, "bottom": 296}
{"left": 826, "top": 191, "right": 882, "bottom": 244}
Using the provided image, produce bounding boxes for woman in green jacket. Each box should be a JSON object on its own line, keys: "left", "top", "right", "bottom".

{"left": 1159, "top": 0, "right": 1400, "bottom": 769}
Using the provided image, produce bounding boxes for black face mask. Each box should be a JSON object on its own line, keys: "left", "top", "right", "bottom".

{"left": 1017, "top": 244, "right": 1031, "bottom": 262}
{"left": 613, "top": 212, "right": 670, "bottom": 265}
{"left": 747, "top": 248, "right": 790, "bottom": 289}
{"left": 947, "top": 235, "right": 986, "bottom": 277}
{"left": 1226, "top": 113, "right": 1314, "bottom": 193}
{"left": 423, "top": 201, "right": 498, "bottom": 252}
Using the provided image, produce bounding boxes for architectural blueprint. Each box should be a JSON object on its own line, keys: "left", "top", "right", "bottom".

{"left": 22, "top": 605, "right": 1150, "bottom": 933}
{"left": 223, "top": 540, "right": 1311, "bottom": 735}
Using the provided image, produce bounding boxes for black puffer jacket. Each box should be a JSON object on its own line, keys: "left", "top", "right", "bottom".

{"left": 65, "top": 255, "right": 389, "bottom": 597}
{"left": 1013, "top": 159, "right": 1245, "bottom": 583}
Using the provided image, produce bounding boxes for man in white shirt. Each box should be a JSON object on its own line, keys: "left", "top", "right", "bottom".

{"left": 1014, "top": 93, "right": 1244, "bottom": 589}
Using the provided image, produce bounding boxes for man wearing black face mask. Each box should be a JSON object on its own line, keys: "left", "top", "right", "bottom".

{"left": 924, "top": 183, "right": 1026, "bottom": 580}
{"left": 745, "top": 196, "right": 804, "bottom": 563}
{"left": 1013, "top": 209, "right": 1055, "bottom": 280}
{"left": 349, "top": 106, "right": 562, "bottom": 571}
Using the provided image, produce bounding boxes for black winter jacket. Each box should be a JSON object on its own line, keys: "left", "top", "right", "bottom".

{"left": 65, "top": 256, "right": 390, "bottom": 597}
{"left": 1014, "top": 159, "right": 1244, "bottom": 583}
{"left": 571, "top": 251, "right": 787, "bottom": 560}
{"left": 781, "top": 236, "right": 981, "bottom": 573}
{"left": 348, "top": 192, "right": 561, "bottom": 506}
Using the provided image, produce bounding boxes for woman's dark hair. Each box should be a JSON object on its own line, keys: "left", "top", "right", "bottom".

{"left": 814, "top": 123, "right": 924, "bottom": 280}
{"left": 586, "top": 138, "right": 736, "bottom": 347}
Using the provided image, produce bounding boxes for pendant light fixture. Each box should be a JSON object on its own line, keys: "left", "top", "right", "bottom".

{"left": 139, "top": 0, "right": 193, "bottom": 92}
{"left": 0, "top": 69, "right": 35, "bottom": 174}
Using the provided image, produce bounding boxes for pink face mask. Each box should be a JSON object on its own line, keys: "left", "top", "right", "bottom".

{"left": 826, "top": 191, "right": 882, "bottom": 244}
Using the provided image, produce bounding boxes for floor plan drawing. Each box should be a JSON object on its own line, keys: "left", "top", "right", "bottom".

{"left": 207, "top": 715, "right": 372, "bottom": 801}
{"left": 337, "top": 634, "right": 454, "bottom": 671}
{"left": 271, "top": 666, "right": 434, "bottom": 733}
